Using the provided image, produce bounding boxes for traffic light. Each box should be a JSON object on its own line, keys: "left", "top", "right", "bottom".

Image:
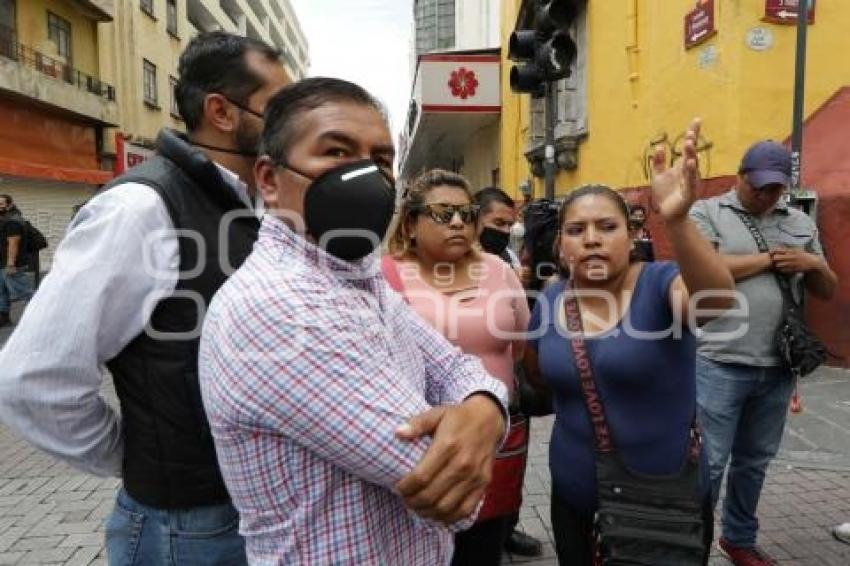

{"left": 509, "top": 0, "right": 579, "bottom": 96}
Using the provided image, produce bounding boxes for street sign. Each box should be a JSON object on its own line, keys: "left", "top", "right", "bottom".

{"left": 685, "top": 0, "right": 717, "bottom": 50}
{"left": 114, "top": 134, "right": 154, "bottom": 175}
{"left": 746, "top": 27, "right": 775, "bottom": 51}
{"left": 764, "top": 0, "right": 816, "bottom": 25}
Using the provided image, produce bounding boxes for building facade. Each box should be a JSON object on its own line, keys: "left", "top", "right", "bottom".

{"left": 500, "top": 0, "right": 850, "bottom": 363}
{"left": 400, "top": 0, "right": 502, "bottom": 190}
{"left": 100, "top": 0, "right": 310, "bottom": 170}
{"left": 500, "top": 0, "right": 850, "bottom": 196}
{"left": 0, "top": 0, "right": 116, "bottom": 267}
{"left": 0, "top": 0, "right": 309, "bottom": 268}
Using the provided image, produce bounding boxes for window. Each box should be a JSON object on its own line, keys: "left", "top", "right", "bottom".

{"left": 140, "top": 0, "right": 154, "bottom": 18}
{"left": 143, "top": 59, "right": 158, "bottom": 106}
{"left": 169, "top": 76, "right": 180, "bottom": 118}
{"left": 47, "top": 11, "right": 71, "bottom": 60}
{"left": 0, "top": 0, "right": 15, "bottom": 32}
{"left": 414, "top": 0, "right": 455, "bottom": 56}
{"left": 166, "top": 0, "right": 178, "bottom": 36}
{"left": 0, "top": 0, "right": 16, "bottom": 59}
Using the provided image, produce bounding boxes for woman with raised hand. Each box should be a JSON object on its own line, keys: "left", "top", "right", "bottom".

{"left": 525, "top": 120, "right": 734, "bottom": 565}
{"left": 383, "top": 169, "right": 529, "bottom": 566}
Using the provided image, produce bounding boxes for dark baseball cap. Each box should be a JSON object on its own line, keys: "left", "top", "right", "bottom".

{"left": 739, "top": 141, "right": 791, "bottom": 189}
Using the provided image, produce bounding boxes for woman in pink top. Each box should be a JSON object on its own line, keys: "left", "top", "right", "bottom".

{"left": 384, "top": 169, "right": 529, "bottom": 566}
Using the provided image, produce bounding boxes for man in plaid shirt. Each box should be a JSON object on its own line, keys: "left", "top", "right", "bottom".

{"left": 199, "top": 78, "right": 509, "bottom": 565}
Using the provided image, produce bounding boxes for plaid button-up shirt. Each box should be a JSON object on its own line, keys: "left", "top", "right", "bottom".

{"left": 199, "top": 216, "right": 508, "bottom": 565}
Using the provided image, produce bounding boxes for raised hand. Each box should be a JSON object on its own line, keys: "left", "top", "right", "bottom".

{"left": 651, "top": 118, "right": 702, "bottom": 222}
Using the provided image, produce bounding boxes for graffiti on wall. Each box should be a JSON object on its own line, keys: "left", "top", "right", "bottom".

{"left": 641, "top": 130, "right": 714, "bottom": 182}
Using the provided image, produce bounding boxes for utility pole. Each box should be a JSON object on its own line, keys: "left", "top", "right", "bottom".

{"left": 543, "top": 82, "right": 557, "bottom": 200}
{"left": 790, "top": 0, "right": 809, "bottom": 193}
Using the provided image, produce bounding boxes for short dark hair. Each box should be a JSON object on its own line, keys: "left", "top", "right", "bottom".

{"left": 176, "top": 31, "right": 281, "bottom": 132}
{"left": 261, "top": 77, "right": 386, "bottom": 164}
{"left": 0, "top": 194, "right": 11, "bottom": 206}
{"left": 474, "top": 187, "right": 515, "bottom": 216}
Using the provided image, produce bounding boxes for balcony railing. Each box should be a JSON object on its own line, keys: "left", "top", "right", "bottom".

{"left": 0, "top": 25, "right": 115, "bottom": 102}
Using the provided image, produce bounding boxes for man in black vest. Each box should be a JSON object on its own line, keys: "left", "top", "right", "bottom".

{"left": 0, "top": 32, "right": 289, "bottom": 564}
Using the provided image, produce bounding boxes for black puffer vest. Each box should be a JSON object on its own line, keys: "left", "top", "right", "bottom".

{"left": 105, "top": 129, "right": 259, "bottom": 508}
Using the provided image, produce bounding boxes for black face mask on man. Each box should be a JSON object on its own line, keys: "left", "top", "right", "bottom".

{"left": 479, "top": 226, "right": 511, "bottom": 256}
{"left": 284, "top": 159, "right": 396, "bottom": 261}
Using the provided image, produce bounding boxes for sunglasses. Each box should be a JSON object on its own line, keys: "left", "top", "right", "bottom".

{"left": 416, "top": 203, "right": 480, "bottom": 225}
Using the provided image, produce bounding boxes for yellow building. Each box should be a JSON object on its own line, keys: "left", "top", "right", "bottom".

{"left": 0, "top": 0, "right": 116, "bottom": 267}
{"left": 500, "top": 0, "right": 850, "bottom": 197}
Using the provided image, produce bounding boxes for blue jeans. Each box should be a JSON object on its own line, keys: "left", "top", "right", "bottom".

{"left": 696, "top": 355, "right": 794, "bottom": 548}
{"left": 105, "top": 489, "right": 247, "bottom": 566}
{"left": 0, "top": 268, "right": 33, "bottom": 313}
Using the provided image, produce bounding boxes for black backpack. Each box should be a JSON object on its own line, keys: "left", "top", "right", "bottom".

{"left": 22, "top": 220, "right": 48, "bottom": 254}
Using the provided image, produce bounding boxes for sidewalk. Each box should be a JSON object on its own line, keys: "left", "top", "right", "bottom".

{"left": 508, "top": 414, "right": 850, "bottom": 565}
{"left": 1, "top": 311, "right": 849, "bottom": 564}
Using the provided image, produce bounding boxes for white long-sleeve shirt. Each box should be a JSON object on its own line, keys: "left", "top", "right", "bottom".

{"left": 0, "top": 165, "right": 256, "bottom": 477}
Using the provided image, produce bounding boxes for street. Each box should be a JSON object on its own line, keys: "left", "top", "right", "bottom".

{"left": 1, "top": 307, "right": 849, "bottom": 564}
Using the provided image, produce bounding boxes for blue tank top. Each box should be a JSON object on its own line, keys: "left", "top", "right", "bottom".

{"left": 528, "top": 262, "right": 706, "bottom": 515}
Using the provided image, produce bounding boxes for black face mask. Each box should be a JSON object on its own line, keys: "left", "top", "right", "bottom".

{"left": 479, "top": 226, "right": 511, "bottom": 255}
{"left": 285, "top": 159, "right": 396, "bottom": 261}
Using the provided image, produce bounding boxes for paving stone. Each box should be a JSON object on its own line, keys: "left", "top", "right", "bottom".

{"left": 64, "top": 545, "right": 101, "bottom": 566}
{"left": 61, "top": 511, "right": 92, "bottom": 524}
{"left": 0, "top": 551, "right": 24, "bottom": 565}
{"left": 16, "top": 504, "right": 57, "bottom": 527}
{"left": 22, "top": 515, "right": 62, "bottom": 538}
{"left": 58, "top": 532, "right": 102, "bottom": 548}
{"left": 0, "top": 527, "right": 29, "bottom": 553}
{"left": 86, "top": 500, "right": 113, "bottom": 523}
{"left": 16, "top": 546, "right": 76, "bottom": 564}
{"left": 52, "top": 522, "right": 101, "bottom": 536}
{"left": 10, "top": 535, "right": 65, "bottom": 553}
{"left": 51, "top": 500, "right": 100, "bottom": 515}
{"left": 43, "top": 491, "right": 91, "bottom": 504}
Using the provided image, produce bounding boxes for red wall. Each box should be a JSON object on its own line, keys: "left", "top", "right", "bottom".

{"left": 621, "top": 103, "right": 850, "bottom": 369}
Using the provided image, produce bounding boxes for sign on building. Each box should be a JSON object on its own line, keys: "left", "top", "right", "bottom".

{"left": 685, "top": 0, "right": 717, "bottom": 50}
{"left": 764, "top": 0, "right": 816, "bottom": 25}
{"left": 114, "top": 134, "right": 155, "bottom": 175}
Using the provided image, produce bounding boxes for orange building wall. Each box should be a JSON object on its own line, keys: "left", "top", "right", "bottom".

{"left": 0, "top": 96, "right": 99, "bottom": 170}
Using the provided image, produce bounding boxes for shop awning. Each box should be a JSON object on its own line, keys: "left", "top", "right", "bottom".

{"left": 0, "top": 156, "right": 112, "bottom": 185}
{"left": 399, "top": 50, "right": 501, "bottom": 178}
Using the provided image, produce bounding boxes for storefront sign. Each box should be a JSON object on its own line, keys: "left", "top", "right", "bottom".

{"left": 685, "top": 0, "right": 717, "bottom": 50}
{"left": 115, "top": 134, "right": 154, "bottom": 174}
{"left": 417, "top": 54, "right": 501, "bottom": 113}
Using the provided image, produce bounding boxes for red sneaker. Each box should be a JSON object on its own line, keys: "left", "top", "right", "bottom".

{"left": 719, "top": 537, "right": 778, "bottom": 566}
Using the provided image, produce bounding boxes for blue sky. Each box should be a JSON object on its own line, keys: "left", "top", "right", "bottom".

{"left": 289, "top": 1, "right": 413, "bottom": 142}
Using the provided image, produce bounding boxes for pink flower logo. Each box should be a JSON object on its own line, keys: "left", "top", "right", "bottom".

{"left": 448, "top": 67, "right": 479, "bottom": 100}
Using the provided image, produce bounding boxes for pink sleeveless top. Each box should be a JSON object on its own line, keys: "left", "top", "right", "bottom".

{"left": 383, "top": 253, "right": 529, "bottom": 394}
